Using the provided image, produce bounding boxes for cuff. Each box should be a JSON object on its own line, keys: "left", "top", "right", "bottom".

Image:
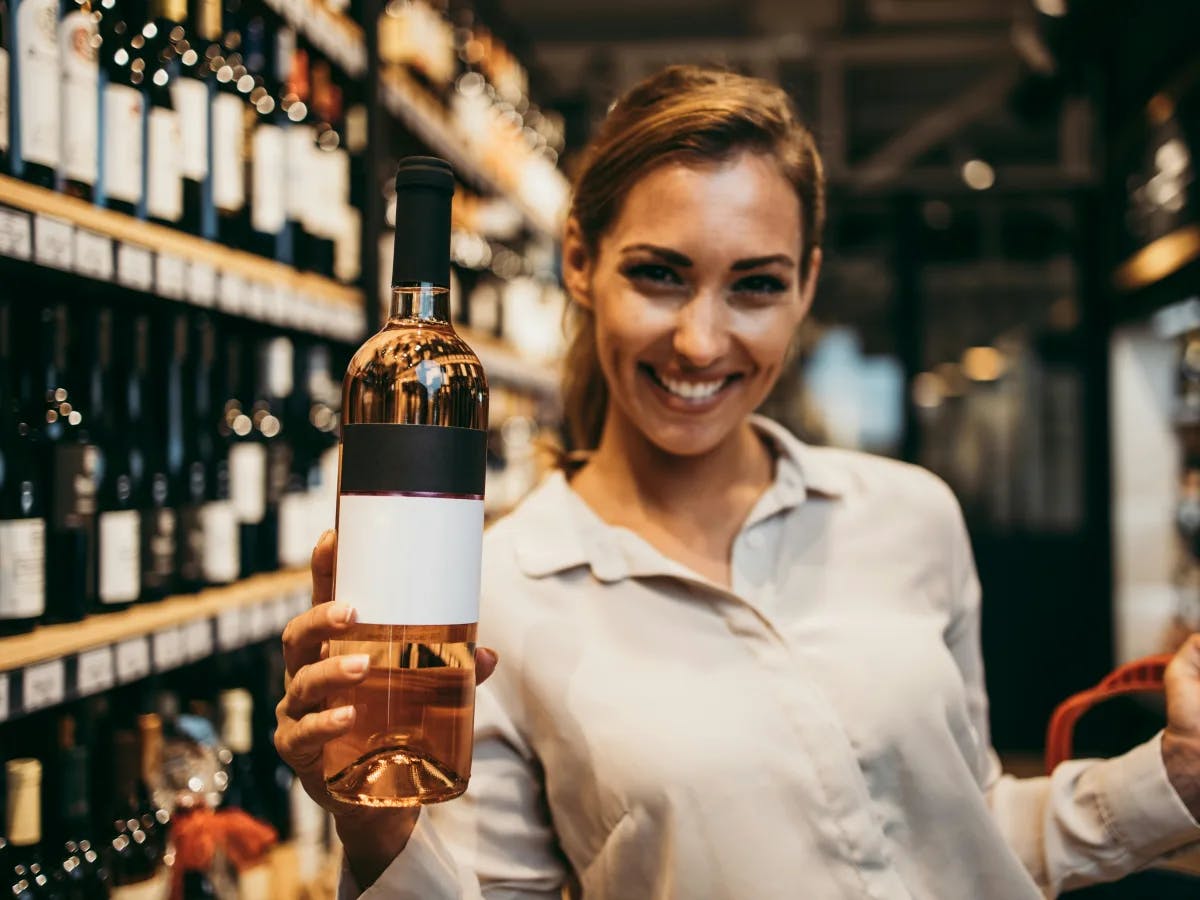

{"left": 1098, "top": 731, "right": 1200, "bottom": 861}
{"left": 337, "top": 814, "right": 463, "bottom": 900}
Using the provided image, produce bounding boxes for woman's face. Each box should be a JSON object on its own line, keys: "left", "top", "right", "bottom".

{"left": 564, "top": 151, "right": 821, "bottom": 459}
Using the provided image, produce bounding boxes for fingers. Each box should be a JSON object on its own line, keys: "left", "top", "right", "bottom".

{"left": 312, "top": 530, "right": 337, "bottom": 606}
{"left": 282, "top": 600, "right": 358, "bottom": 677}
{"left": 275, "top": 704, "right": 357, "bottom": 771}
{"left": 475, "top": 647, "right": 499, "bottom": 685}
{"left": 285, "top": 654, "right": 370, "bottom": 717}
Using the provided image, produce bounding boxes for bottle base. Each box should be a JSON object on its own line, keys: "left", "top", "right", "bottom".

{"left": 325, "top": 743, "right": 468, "bottom": 808}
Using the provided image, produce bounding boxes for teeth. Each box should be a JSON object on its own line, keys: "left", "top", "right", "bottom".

{"left": 659, "top": 373, "right": 726, "bottom": 400}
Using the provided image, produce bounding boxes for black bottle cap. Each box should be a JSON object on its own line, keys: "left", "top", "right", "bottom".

{"left": 392, "top": 156, "right": 455, "bottom": 289}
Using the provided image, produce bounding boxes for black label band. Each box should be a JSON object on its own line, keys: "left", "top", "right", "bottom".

{"left": 339, "top": 423, "right": 487, "bottom": 497}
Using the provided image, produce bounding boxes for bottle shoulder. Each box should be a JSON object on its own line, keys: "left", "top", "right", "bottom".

{"left": 346, "top": 321, "right": 485, "bottom": 379}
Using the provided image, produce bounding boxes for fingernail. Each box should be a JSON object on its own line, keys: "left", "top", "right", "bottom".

{"left": 331, "top": 706, "right": 354, "bottom": 725}
{"left": 342, "top": 654, "right": 369, "bottom": 675}
{"left": 478, "top": 648, "right": 499, "bottom": 668}
{"left": 331, "top": 605, "right": 356, "bottom": 625}
{"left": 321, "top": 529, "right": 336, "bottom": 545}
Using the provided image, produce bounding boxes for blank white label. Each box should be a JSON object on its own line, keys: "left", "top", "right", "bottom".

{"left": 157, "top": 252, "right": 187, "bottom": 299}
{"left": 17, "top": 0, "right": 61, "bottom": 168}
{"left": 285, "top": 125, "right": 314, "bottom": 220}
{"left": 34, "top": 214, "right": 73, "bottom": 270}
{"left": 152, "top": 627, "right": 184, "bottom": 670}
{"left": 73, "top": 229, "right": 113, "bottom": 280}
{"left": 217, "top": 607, "right": 243, "bottom": 651}
{"left": 103, "top": 83, "right": 144, "bottom": 204}
{"left": 98, "top": 509, "right": 140, "bottom": 604}
{"left": 251, "top": 124, "right": 286, "bottom": 235}
{"left": 23, "top": 659, "right": 65, "bottom": 712}
{"left": 172, "top": 77, "right": 209, "bottom": 181}
{"left": 0, "top": 674, "right": 9, "bottom": 722}
{"left": 187, "top": 261, "right": 217, "bottom": 306}
{"left": 335, "top": 494, "right": 483, "bottom": 626}
{"left": 115, "top": 637, "right": 151, "bottom": 683}
{"left": 76, "top": 646, "right": 115, "bottom": 696}
{"left": 0, "top": 518, "right": 45, "bottom": 619}
{"left": 201, "top": 499, "right": 239, "bottom": 583}
{"left": 184, "top": 619, "right": 213, "bottom": 660}
{"left": 277, "top": 492, "right": 310, "bottom": 568}
{"left": 218, "top": 272, "right": 249, "bottom": 315}
{"left": 211, "top": 93, "right": 245, "bottom": 212}
{"left": 146, "top": 106, "right": 183, "bottom": 223}
{"left": 118, "top": 243, "right": 155, "bottom": 292}
{"left": 59, "top": 9, "right": 99, "bottom": 184}
{"left": 0, "top": 208, "right": 32, "bottom": 259}
{"left": 229, "top": 444, "right": 267, "bottom": 524}
{"left": 246, "top": 601, "right": 270, "bottom": 641}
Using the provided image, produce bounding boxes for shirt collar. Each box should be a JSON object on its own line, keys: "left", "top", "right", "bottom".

{"left": 511, "top": 416, "right": 848, "bottom": 581}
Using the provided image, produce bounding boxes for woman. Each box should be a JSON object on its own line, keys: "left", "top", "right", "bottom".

{"left": 276, "top": 65, "right": 1200, "bottom": 898}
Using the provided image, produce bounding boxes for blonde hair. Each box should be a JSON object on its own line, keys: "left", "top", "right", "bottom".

{"left": 561, "top": 64, "right": 827, "bottom": 454}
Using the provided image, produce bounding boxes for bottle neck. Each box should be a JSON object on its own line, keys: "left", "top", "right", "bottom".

{"left": 389, "top": 284, "right": 451, "bottom": 324}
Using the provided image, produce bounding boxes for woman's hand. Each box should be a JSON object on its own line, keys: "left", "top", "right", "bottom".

{"left": 275, "top": 529, "right": 499, "bottom": 889}
{"left": 1162, "top": 634, "right": 1200, "bottom": 820}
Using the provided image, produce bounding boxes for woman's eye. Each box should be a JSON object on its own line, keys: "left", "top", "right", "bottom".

{"left": 625, "top": 263, "right": 684, "bottom": 286}
{"left": 733, "top": 274, "right": 787, "bottom": 295}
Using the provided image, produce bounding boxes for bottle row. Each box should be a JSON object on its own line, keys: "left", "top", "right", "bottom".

{"left": 0, "top": 297, "right": 345, "bottom": 634}
{"left": 1, "top": 0, "right": 363, "bottom": 278}
{"left": 2, "top": 643, "right": 338, "bottom": 899}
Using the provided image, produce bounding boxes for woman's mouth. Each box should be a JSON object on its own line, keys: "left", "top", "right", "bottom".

{"left": 639, "top": 364, "right": 741, "bottom": 405}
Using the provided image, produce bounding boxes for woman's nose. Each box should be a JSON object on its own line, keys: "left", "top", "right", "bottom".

{"left": 672, "top": 294, "right": 729, "bottom": 369}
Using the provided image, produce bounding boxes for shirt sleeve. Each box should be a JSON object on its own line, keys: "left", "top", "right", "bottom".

{"left": 940, "top": 492, "right": 1200, "bottom": 897}
{"left": 336, "top": 671, "right": 568, "bottom": 900}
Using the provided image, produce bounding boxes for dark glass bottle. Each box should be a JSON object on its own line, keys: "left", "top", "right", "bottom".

{"left": 0, "top": 300, "right": 46, "bottom": 635}
{"left": 5, "top": 758, "right": 58, "bottom": 900}
{"left": 50, "top": 718, "right": 110, "bottom": 900}
{"left": 100, "top": 0, "right": 147, "bottom": 216}
{"left": 58, "top": 0, "right": 100, "bottom": 201}
{"left": 244, "top": 12, "right": 286, "bottom": 261}
{"left": 144, "top": 0, "right": 185, "bottom": 227}
{"left": 0, "top": 0, "right": 10, "bottom": 173}
{"left": 107, "top": 717, "right": 169, "bottom": 899}
{"left": 172, "top": 0, "right": 220, "bottom": 235}
{"left": 210, "top": 0, "right": 247, "bottom": 248}
{"left": 224, "top": 333, "right": 266, "bottom": 578}
{"left": 13, "top": 0, "right": 60, "bottom": 187}
{"left": 133, "top": 314, "right": 177, "bottom": 601}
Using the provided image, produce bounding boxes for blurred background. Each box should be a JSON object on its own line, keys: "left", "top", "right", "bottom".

{"left": 0, "top": 0, "right": 1198, "bottom": 896}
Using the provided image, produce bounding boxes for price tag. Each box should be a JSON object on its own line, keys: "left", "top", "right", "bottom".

{"left": 217, "top": 607, "right": 244, "bottom": 651}
{"left": 244, "top": 281, "right": 267, "bottom": 321}
{"left": 152, "top": 627, "right": 185, "bottom": 671}
{"left": 0, "top": 207, "right": 33, "bottom": 259}
{"left": 187, "top": 261, "right": 218, "bottom": 307}
{"left": 291, "top": 588, "right": 311, "bottom": 619}
{"left": 34, "top": 214, "right": 74, "bottom": 271}
{"left": 76, "top": 646, "right": 116, "bottom": 696}
{"left": 115, "top": 637, "right": 152, "bottom": 683}
{"left": 73, "top": 229, "right": 114, "bottom": 280}
{"left": 184, "top": 619, "right": 214, "bottom": 661}
{"left": 218, "top": 272, "right": 249, "bottom": 315}
{"left": 117, "top": 243, "right": 155, "bottom": 292}
{"left": 156, "top": 252, "right": 187, "bottom": 299}
{"left": 264, "top": 284, "right": 286, "bottom": 325}
{"left": 271, "top": 595, "right": 293, "bottom": 632}
{"left": 0, "top": 674, "right": 10, "bottom": 722}
{"left": 22, "top": 659, "right": 66, "bottom": 712}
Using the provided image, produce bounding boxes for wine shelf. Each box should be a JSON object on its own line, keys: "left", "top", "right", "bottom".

{"left": 458, "top": 325, "right": 560, "bottom": 397}
{"left": 262, "top": 0, "right": 367, "bottom": 77}
{"left": 0, "top": 176, "right": 367, "bottom": 343}
{"left": 0, "top": 569, "right": 310, "bottom": 723}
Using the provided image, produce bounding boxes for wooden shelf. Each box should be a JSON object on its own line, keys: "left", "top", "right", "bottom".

{"left": 0, "top": 570, "right": 309, "bottom": 722}
{"left": 0, "top": 176, "right": 366, "bottom": 342}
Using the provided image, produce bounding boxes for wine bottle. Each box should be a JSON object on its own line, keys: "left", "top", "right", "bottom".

{"left": 0, "top": 301, "right": 46, "bottom": 636}
{"left": 244, "top": 13, "right": 285, "bottom": 261}
{"left": 217, "top": 688, "right": 261, "bottom": 818}
{"left": 5, "top": 759, "right": 57, "bottom": 900}
{"left": 13, "top": 0, "right": 60, "bottom": 187}
{"left": 251, "top": 334, "right": 292, "bottom": 574}
{"left": 280, "top": 43, "right": 311, "bottom": 267}
{"left": 134, "top": 313, "right": 177, "bottom": 601}
{"left": 172, "top": 0, "right": 218, "bottom": 235}
{"left": 38, "top": 304, "right": 97, "bottom": 625}
{"left": 224, "top": 332, "right": 266, "bottom": 579}
{"left": 305, "top": 58, "right": 336, "bottom": 278}
{"left": 100, "top": 0, "right": 146, "bottom": 216}
{"left": 1, "top": 0, "right": 11, "bottom": 173}
{"left": 209, "top": 0, "right": 245, "bottom": 248}
{"left": 144, "top": 0, "right": 184, "bottom": 226}
{"left": 91, "top": 308, "right": 140, "bottom": 612}
{"left": 107, "top": 720, "right": 170, "bottom": 900}
{"left": 50, "top": 717, "right": 110, "bottom": 900}
{"left": 324, "top": 157, "right": 488, "bottom": 807}
{"left": 58, "top": 0, "right": 99, "bottom": 201}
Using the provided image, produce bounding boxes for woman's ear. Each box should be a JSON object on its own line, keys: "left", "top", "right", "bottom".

{"left": 562, "top": 217, "right": 594, "bottom": 310}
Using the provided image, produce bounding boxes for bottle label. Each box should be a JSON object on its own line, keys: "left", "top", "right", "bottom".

{"left": 98, "top": 509, "right": 140, "bottom": 603}
{"left": 0, "top": 518, "right": 46, "bottom": 619}
{"left": 103, "top": 83, "right": 144, "bottom": 203}
{"left": 335, "top": 424, "right": 486, "bottom": 626}
{"left": 172, "top": 77, "right": 209, "bottom": 180}
{"left": 0, "top": 48, "right": 9, "bottom": 154}
{"left": 146, "top": 105, "right": 183, "bottom": 221}
{"left": 251, "top": 123, "right": 286, "bottom": 235}
{"left": 59, "top": 9, "right": 99, "bottom": 184}
{"left": 285, "top": 124, "right": 314, "bottom": 222}
{"left": 200, "top": 499, "right": 239, "bottom": 583}
{"left": 52, "top": 444, "right": 99, "bottom": 529}
{"left": 229, "top": 443, "right": 267, "bottom": 524}
{"left": 17, "top": 0, "right": 61, "bottom": 168}
{"left": 140, "top": 504, "right": 177, "bottom": 590}
{"left": 211, "top": 93, "right": 245, "bottom": 212}
{"left": 277, "top": 491, "right": 311, "bottom": 568}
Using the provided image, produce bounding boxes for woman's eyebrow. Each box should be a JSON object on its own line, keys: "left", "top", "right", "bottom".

{"left": 731, "top": 254, "right": 795, "bottom": 271}
{"left": 620, "top": 244, "right": 693, "bottom": 267}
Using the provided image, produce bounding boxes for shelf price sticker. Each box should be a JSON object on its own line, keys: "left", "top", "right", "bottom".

{"left": 244, "top": 600, "right": 272, "bottom": 642}
{"left": 156, "top": 252, "right": 187, "bottom": 299}
{"left": 0, "top": 207, "right": 33, "bottom": 259}
{"left": 115, "top": 636, "right": 152, "bottom": 683}
{"left": 271, "top": 595, "right": 294, "bottom": 633}
{"left": 290, "top": 588, "right": 311, "bottom": 619}
{"left": 218, "top": 272, "right": 250, "bottom": 315}
{"left": 23, "top": 659, "right": 66, "bottom": 712}
{"left": 244, "top": 280, "right": 267, "bottom": 321}
{"left": 152, "top": 626, "right": 186, "bottom": 671}
{"left": 187, "top": 261, "right": 218, "bottom": 307}
{"left": 0, "top": 673, "right": 9, "bottom": 722}
{"left": 77, "top": 646, "right": 116, "bottom": 697}
{"left": 34, "top": 214, "right": 74, "bottom": 271}
{"left": 74, "top": 228, "right": 114, "bottom": 281}
{"left": 184, "top": 619, "right": 214, "bottom": 661}
{"left": 117, "top": 243, "right": 155, "bottom": 292}
{"left": 217, "top": 607, "right": 244, "bottom": 651}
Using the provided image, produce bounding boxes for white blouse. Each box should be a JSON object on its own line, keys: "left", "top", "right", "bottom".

{"left": 342, "top": 417, "right": 1200, "bottom": 899}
